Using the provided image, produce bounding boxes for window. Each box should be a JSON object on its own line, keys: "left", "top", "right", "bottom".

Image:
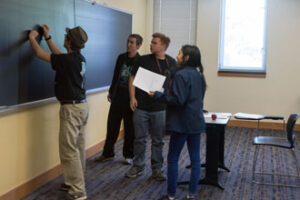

{"left": 219, "top": 0, "right": 267, "bottom": 74}
{"left": 153, "top": 0, "right": 197, "bottom": 58}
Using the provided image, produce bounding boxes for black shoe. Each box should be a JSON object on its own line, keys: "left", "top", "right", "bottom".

{"left": 94, "top": 155, "right": 114, "bottom": 162}
{"left": 59, "top": 183, "right": 71, "bottom": 192}
{"left": 151, "top": 170, "right": 167, "bottom": 182}
{"left": 125, "top": 166, "right": 144, "bottom": 178}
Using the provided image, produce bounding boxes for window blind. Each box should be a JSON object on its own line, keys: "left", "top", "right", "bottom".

{"left": 153, "top": 0, "right": 197, "bottom": 58}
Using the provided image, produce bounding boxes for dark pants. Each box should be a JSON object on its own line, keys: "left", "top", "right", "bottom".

{"left": 103, "top": 100, "right": 134, "bottom": 158}
{"left": 167, "top": 132, "right": 201, "bottom": 197}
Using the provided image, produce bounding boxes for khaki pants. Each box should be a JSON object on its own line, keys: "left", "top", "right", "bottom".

{"left": 59, "top": 102, "right": 89, "bottom": 196}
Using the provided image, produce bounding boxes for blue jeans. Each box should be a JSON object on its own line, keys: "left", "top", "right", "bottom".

{"left": 167, "top": 132, "right": 201, "bottom": 197}
{"left": 133, "top": 108, "right": 165, "bottom": 171}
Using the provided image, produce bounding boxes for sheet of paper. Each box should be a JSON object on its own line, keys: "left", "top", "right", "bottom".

{"left": 204, "top": 112, "right": 232, "bottom": 119}
{"left": 234, "top": 112, "right": 265, "bottom": 119}
{"left": 133, "top": 67, "right": 166, "bottom": 93}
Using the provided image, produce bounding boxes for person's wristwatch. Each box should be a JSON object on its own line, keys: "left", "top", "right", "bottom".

{"left": 45, "top": 35, "right": 52, "bottom": 41}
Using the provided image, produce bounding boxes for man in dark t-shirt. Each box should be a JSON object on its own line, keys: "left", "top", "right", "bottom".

{"left": 94, "top": 34, "right": 143, "bottom": 164}
{"left": 126, "top": 33, "right": 177, "bottom": 181}
{"left": 29, "top": 25, "right": 88, "bottom": 200}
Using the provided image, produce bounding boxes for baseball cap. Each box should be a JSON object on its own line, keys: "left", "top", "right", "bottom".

{"left": 66, "top": 26, "right": 88, "bottom": 49}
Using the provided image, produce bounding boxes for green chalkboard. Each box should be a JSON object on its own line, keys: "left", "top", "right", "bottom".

{"left": 0, "top": 0, "right": 132, "bottom": 107}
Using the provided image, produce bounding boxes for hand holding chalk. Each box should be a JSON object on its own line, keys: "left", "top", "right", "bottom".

{"left": 42, "top": 24, "right": 50, "bottom": 38}
{"left": 29, "top": 30, "right": 39, "bottom": 41}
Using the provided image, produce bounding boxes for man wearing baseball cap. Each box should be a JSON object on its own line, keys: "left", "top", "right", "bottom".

{"left": 29, "top": 24, "right": 88, "bottom": 200}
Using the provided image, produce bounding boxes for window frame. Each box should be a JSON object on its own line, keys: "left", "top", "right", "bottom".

{"left": 218, "top": 0, "right": 268, "bottom": 75}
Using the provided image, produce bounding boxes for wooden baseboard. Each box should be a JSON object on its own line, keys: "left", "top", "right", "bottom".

{"left": 86, "top": 130, "right": 124, "bottom": 159}
{"left": 228, "top": 119, "right": 300, "bottom": 131}
{"left": 0, "top": 130, "right": 124, "bottom": 200}
{"left": 0, "top": 165, "right": 62, "bottom": 200}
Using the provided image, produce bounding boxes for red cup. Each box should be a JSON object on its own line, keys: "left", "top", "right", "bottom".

{"left": 211, "top": 114, "right": 217, "bottom": 120}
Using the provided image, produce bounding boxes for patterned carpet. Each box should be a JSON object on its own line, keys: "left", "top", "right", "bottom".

{"left": 22, "top": 127, "right": 300, "bottom": 200}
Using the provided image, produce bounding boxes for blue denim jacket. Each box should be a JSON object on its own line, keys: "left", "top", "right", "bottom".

{"left": 154, "top": 66, "right": 205, "bottom": 134}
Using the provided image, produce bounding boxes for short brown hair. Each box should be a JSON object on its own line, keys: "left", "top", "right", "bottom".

{"left": 152, "top": 32, "right": 171, "bottom": 49}
{"left": 129, "top": 34, "right": 143, "bottom": 45}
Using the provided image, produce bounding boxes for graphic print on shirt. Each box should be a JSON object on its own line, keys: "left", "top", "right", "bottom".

{"left": 80, "top": 62, "right": 86, "bottom": 77}
{"left": 81, "top": 61, "right": 86, "bottom": 88}
{"left": 119, "top": 63, "right": 133, "bottom": 88}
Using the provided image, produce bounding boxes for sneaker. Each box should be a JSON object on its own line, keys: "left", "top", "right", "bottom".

{"left": 151, "top": 170, "right": 167, "bottom": 182}
{"left": 94, "top": 154, "right": 114, "bottom": 162}
{"left": 124, "top": 158, "right": 133, "bottom": 165}
{"left": 125, "top": 166, "right": 144, "bottom": 178}
{"left": 59, "top": 183, "right": 71, "bottom": 192}
{"left": 185, "top": 194, "right": 196, "bottom": 199}
{"left": 157, "top": 195, "right": 177, "bottom": 200}
{"left": 64, "top": 192, "right": 87, "bottom": 200}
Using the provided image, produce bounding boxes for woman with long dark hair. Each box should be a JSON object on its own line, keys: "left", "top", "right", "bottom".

{"left": 150, "top": 45, "right": 206, "bottom": 200}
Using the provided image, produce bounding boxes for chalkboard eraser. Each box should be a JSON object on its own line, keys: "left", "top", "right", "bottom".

{"left": 0, "top": 105, "right": 7, "bottom": 109}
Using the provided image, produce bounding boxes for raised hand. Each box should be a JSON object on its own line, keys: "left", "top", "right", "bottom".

{"left": 29, "top": 30, "right": 39, "bottom": 40}
{"left": 42, "top": 24, "right": 50, "bottom": 38}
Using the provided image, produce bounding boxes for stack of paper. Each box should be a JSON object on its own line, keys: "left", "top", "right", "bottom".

{"left": 234, "top": 112, "right": 265, "bottom": 120}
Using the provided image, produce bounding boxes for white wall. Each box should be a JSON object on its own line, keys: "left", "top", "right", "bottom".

{"left": 197, "top": 0, "right": 300, "bottom": 119}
